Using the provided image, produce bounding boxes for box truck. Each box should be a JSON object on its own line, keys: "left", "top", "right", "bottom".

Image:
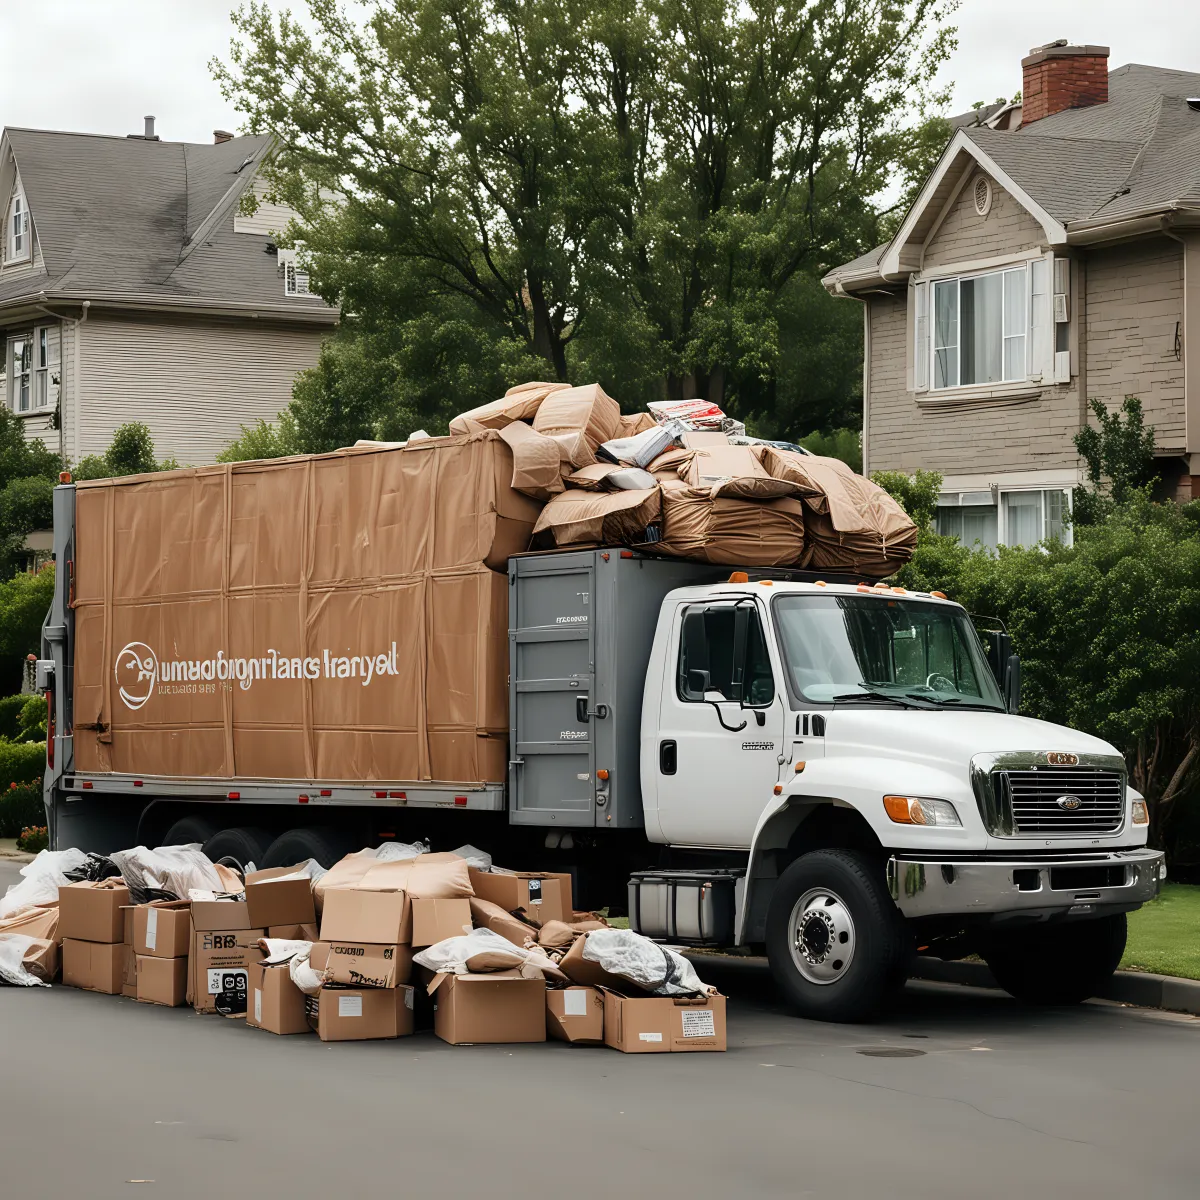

{"left": 37, "top": 442, "right": 1164, "bottom": 1020}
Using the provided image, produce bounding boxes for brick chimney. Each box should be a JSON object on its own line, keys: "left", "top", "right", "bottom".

{"left": 1022, "top": 41, "right": 1110, "bottom": 124}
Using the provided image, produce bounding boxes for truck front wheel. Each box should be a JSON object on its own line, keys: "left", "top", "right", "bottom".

{"left": 979, "top": 914, "right": 1127, "bottom": 1005}
{"left": 765, "top": 849, "right": 909, "bottom": 1023}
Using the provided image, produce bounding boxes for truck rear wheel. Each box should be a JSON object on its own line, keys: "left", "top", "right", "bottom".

{"left": 765, "top": 849, "right": 909, "bottom": 1023}
{"left": 979, "top": 914, "right": 1127, "bottom": 1005}
{"left": 201, "top": 826, "right": 274, "bottom": 872}
{"left": 261, "top": 826, "right": 357, "bottom": 870}
{"left": 159, "top": 815, "right": 219, "bottom": 848}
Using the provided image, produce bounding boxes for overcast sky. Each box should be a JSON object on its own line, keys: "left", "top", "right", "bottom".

{"left": 1, "top": 0, "right": 1196, "bottom": 145}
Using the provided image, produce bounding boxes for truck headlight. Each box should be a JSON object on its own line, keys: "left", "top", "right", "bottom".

{"left": 883, "top": 795, "right": 962, "bottom": 827}
{"left": 1131, "top": 800, "right": 1149, "bottom": 825}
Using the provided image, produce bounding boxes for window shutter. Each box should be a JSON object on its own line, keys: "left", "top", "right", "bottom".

{"left": 46, "top": 326, "right": 61, "bottom": 408}
{"left": 1029, "top": 257, "right": 1053, "bottom": 382}
{"left": 913, "top": 281, "right": 929, "bottom": 392}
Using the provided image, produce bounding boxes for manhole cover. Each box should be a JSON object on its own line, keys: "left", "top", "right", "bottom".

{"left": 856, "top": 1047, "right": 926, "bottom": 1058}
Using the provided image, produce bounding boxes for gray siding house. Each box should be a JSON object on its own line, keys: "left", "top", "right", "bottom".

{"left": 824, "top": 43, "right": 1200, "bottom": 550}
{"left": 0, "top": 120, "right": 337, "bottom": 468}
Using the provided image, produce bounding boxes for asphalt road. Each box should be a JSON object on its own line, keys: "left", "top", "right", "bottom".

{"left": 2, "top": 860, "right": 1198, "bottom": 1199}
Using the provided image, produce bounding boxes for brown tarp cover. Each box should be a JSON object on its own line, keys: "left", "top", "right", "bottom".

{"left": 71, "top": 432, "right": 542, "bottom": 785}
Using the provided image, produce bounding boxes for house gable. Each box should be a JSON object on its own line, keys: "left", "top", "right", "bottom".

{"left": 922, "top": 170, "right": 1047, "bottom": 272}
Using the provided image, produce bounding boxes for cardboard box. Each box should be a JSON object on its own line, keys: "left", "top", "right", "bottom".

{"left": 0, "top": 904, "right": 61, "bottom": 946}
{"left": 188, "top": 926, "right": 266, "bottom": 1015}
{"left": 247, "top": 962, "right": 311, "bottom": 1035}
{"left": 411, "top": 898, "right": 472, "bottom": 948}
{"left": 305, "top": 986, "right": 415, "bottom": 1041}
{"left": 546, "top": 986, "right": 605, "bottom": 1044}
{"left": 245, "top": 872, "right": 317, "bottom": 929}
{"left": 121, "top": 945, "right": 137, "bottom": 997}
{"left": 468, "top": 896, "right": 535, "bottom": 947}
{"left": 320, "top": 887, "right": 411, "bottom": 944}
{"left": 190, "top": 898, "right": 253, "bottom": 932}
{"left": 131, "top": 901, "right": 192, "bottom": 958}
{"left": 135, "top": 955, "right": 188, "bottom": 1006}
{"left": 431, "top": 971, "right": 546, "bottom": 1045}
{"left": 468, "top": 870, "right": 566, "bottom": 927}
{"left": 13, "top": 938, "right": 58, "bottom": 984}
{"left": 62, "top": 938, "right": 124, "bottom": 993}
{"left": 602, "top": 990, "right": 726, "bottom": 1053}
{"left": 123, "top": 906, "right": 134, "bottom": 946}
{"left": 360, "top": 853, "right": 473, "bottom": 899}
{"left": 310, "top": 941, "right": 412, "bottom": 989}
{"left": 58, "top": 880, "right": 131, "bottom": 943}
{"left": 267, "top": 922, "right": 319, "bottom": 942}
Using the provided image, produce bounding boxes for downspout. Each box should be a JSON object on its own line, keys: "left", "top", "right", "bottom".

{"left": 74, "top": 301, "right": 89, "bottom": 467}
{"left": 860, "top": 298, "right": 870, "bottom": 476}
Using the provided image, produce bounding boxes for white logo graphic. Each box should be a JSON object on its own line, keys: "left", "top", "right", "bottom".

{"left": 115, "top": 642, "right": 158, "bottom": 710}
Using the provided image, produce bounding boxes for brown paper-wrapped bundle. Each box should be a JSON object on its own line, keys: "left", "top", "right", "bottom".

{"left": 650, "top": 480, "right": 806, "bottom": 566}
{"left": 680, "top": 444, "right": 800, "bottom": 500}
{"left": 758, "top": 448, "right": 917, "bottom": 577}
{"left": 532, "top": 486, "right": 662, "bottom": 547}
{"left": 532, "top": 383, "right": 623, "bottom": 466}
{"left": 448, "top": 381, "right": 568, "bottom": 434}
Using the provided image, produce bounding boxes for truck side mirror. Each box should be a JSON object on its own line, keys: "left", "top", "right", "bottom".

{"left": 1004, "top": 654, "right": 1022, "bottom": 714}
{"left": 687, "top": 668, "right": 711, "bottom": 697}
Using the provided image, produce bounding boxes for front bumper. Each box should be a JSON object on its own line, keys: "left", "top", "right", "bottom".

{"left": 887, "top": 848, "right": 1165, "bottom": 921}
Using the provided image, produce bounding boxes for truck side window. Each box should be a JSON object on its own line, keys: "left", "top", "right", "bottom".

{"left": 677, "top": 605, "right": 774, "bottom": 705}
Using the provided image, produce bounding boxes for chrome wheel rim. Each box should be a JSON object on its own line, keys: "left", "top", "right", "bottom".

{"left": 788, "top": 886, "right": 855, "bottom": 985}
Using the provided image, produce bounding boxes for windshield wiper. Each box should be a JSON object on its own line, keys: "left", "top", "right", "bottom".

{"left": 832, "top": 691, "right": 925, "bottom": 709}
{"left": 902, "top": 693, "right": 1004, "bottom": 711}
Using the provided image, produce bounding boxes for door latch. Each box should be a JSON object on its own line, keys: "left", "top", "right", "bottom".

{"left": 575, "top": 696, "right": 609, "bottom": 722}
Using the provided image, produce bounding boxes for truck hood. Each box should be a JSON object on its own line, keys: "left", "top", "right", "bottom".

{"left": 824, "top": 709, "right": 1119, "bottom": 773}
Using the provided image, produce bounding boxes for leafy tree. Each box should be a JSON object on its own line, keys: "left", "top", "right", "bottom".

{"left": 0, "top": 565, "right": 54, "bottom": 694}
{"left": 214, "top": 0, "right": 956, "bottom": 443}
{"left": 0, "top": 407, "right": 61, "bottom": 575}
{"left": 799, "top": 427, "right": 862, "bottom": 473}
{"left": 1073, "top": 395, "right": 1158, "bottom": 525}
{"left": 73, "top": 423, "right": 178, "bottom": 481}
{"left": 871, "top": 468, "right": 942, "bottom": 530}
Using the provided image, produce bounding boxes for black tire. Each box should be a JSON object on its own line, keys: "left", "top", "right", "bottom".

{"left": 765, "top": 849, "right": 910, "bottom": 1023}
{"left": 980, "top": 914, "right": 1127, "bottom": 1005}
{"left": 261, "top": 825, "right": 357, "bottom": 870}
{"left": 201, "top": 826, "right": 274, "bottom": 872}
{"left": 159, "top": 815, "right": 220, "bottom": 848}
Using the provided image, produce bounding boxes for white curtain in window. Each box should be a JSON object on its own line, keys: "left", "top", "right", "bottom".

{"left": 961, "top": 273, "right": 1002, "bottom": 385}
{"left": 933, "top": 280, "right": 958, "bottom": 388}
{"left": 1003, "top": 492, "right": 1042, "bottom": 547}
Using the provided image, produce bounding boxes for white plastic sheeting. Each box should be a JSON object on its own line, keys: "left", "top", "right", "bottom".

{"left": 110, "top": 844, "right": 224, "bottom": 901}
{"left": 0, "top": 933, "right": 49, "bottom": 987}
{"left": 451, "top": 845, "right": 492, "bottom": 872}
{"left": 0, "top": 848, "right": 89, "bottom": 920}
{"left": 412, "top": 927, "right": 563, "bottom": 979}
{"left": 375, "top": 841, "right": 427, "bottom": 863}
{"left": 581, "top": 928, "right": 712, "bottom": 996}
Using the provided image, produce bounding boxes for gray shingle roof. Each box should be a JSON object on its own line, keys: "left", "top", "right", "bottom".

{"left": 0, "top": 128, "right": 334, "bottom": 320}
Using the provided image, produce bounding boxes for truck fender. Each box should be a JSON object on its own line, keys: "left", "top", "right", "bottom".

{"left": 736, "top": 757, "right": 976, "bottom": 944}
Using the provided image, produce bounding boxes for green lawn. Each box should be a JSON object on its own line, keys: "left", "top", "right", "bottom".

{"left": 1121, "top": 883, "right": 1200, "bottom": 980}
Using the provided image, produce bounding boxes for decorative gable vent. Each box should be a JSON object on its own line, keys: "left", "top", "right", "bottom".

{"left": 277, "top": 247, "right": 310, "bottom": 297}
{"left": 973, "top": 175, "right": 992, "bottom": 217}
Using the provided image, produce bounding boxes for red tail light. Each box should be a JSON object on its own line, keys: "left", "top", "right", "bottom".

{"left": 45, "top": 687, "right": 55, "bottom": 770}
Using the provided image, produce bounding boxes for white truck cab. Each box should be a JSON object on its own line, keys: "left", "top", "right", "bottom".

{"left": 633, "top": 578, "right": 1163, "bottom": 1020}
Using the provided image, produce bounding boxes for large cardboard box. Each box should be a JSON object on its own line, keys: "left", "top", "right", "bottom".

{"left": 247, "top": 962, "right": 311, "bottom": 1035}
{"left": 245, "top": 872, "right": 317, "bottom": 929}
{"left": 305, "top": 986, "right": 415, "bottom": 1041}
{"left": 602, "top": 990, "right": 726, "bottom": 1053}
{"left": 468, "top": 897, "right": 535, "bottom": 947}
{"left": 431, "top": 971, "right": 546, "bottom": 1045}
{"left": 310, "top": 941, "right": 412, "bottom": 988}
{"left": 0, "top": 904, "right": 61, "bottom": 946}
{"left": 188, "top": 926, "right": 266, "bottom": 1015}
{"left": 267, "top": 922, "right": 319, "bottom": 941}
{"left": 360, "top": 853, "right": 473, "bottom": 899}
{"left": 191, "top": 898, "right": 253, "bottom": 932}
{"left": 411, "top": 898, "right": 472, "bottom": 948}
{"left": 62, "top": 939, "right": 124, "bottom": 993}
{"left": 71, "top": 432, "right": 536, "bottom": 785}
{"left": 319, "top": 887, "right": 411, "bottom": 944}
{"left": 546, "top": 986, "right": 605, "bottom": 1044}
{"left": 58, "top": 881, "right": 130, "bottom": 943}
{"left": 135, "top": 955, "right": 188, "bottom": 1006}
{"left": 121, "top": 945, "right": 137, "bottom": 997}
{"left": 131, "top": 901, "right": 192, "bottom": 958}
{"left": 468, "top": 870, "right": 566, "bottom": 927}
{"left": 13, "top": 938, "right": 58, "bottom": 984}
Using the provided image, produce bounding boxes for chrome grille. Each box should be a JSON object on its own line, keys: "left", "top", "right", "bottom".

{"left": 996, "top": 768, "right": 1125, "bottom": 835}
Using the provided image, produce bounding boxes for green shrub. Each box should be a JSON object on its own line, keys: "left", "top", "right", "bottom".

{"left": 0, "top": 695, "right": 26, "bottom": 741}
{"left": 0, "top": 738, "right": 45, "bottom": 789}
{"left": 16, "top": 694, "right": 46, "bottom": 741}
{"left": 0, "top": 780, "right": 44, "bottom": 838}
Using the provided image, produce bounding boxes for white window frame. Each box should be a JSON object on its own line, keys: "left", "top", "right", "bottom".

{"left": 277, "top": 246, "right": 310, "bottom": 297}
{"left": 937, "top": 487, "right": 1073, "bottom": 550}
{"left": 6, "top": 186, "right": 30, "bottom": 265}
{"left": 7, "top": 325, "right": 59, "bottom": 414}
{"left": 929, "top": 264, "right": 1028, "bottom": 391}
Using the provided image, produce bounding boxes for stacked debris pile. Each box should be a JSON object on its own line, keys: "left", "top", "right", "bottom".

{"left": 1, "top": 842, "right": 725, "bottom": 1053}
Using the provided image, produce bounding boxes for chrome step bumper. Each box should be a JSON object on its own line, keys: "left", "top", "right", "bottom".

{"left": 887, "top": 848, "right": 1165, "bottom": 920}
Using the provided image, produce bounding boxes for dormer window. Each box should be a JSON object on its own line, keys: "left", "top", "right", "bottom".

{"left": 277, "top": 246, "right": 310, "bottom": 297}
{"left": 6, "top": 187, "right": 30, "bottom": 264}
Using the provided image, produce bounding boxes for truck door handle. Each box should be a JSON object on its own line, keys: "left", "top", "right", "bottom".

{"left": 576, "top": 697, "right": 609, "bottom": 722}
{"left": 660, "top": 740, "right": 677, "bottom": 775}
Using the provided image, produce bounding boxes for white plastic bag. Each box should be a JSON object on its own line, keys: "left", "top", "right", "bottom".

{"left": 451, "top": 845, "right": 492, "bottom": 872}
{"left": 0, "top": 933, "right": 50, "bottom": 987}
{"left": 375, "top": 841, "right": 427, "bottom": 863}
{"left": 412, "top": 927, "right": 564, "bottom": 979}
{"left": 597, "top": 420, "right": 684, "bottom": 469}
{"left": 258, "top": 937, "right": 313, "bottom": 965}
{"left": 265, "top": 859, "right": 328, "bottom": 885}
{"left": 287, "top": 945, "right": 327, "bottom": 995}
{"left": 110, "top": 844, "right": 223, "bottom": 902}
{"left": 0, "top": 848, "right": 89, "bottom": 920}
{"left": 581, "top": 928, "right": 712, "bottom": 996}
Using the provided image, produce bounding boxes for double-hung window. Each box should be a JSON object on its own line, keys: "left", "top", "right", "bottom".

{"left": 932, "top": 266, "right": 1027, "bottom": 389}
{"left": 937, "top": 488, "right": 1070, "bottom": 550}
{"left": 6, "top": 187, "right": 30, "bottom": 265}
{"left": 7, "top": 325, "right": 59, "bottom": 414}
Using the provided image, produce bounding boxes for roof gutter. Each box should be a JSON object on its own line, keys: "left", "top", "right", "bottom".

{"left": 1066, "top": 205, "right": 1200, "bottom": 246}
{"left": 0, "top": 290, "right": 339, "bottom": 326}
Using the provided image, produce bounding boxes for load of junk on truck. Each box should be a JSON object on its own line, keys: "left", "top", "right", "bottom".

{"left": 0, "top": 843, "right": 725, "bottom": 1049}
{"left": 32, "top": 380, "right": 1165, "bottom": 1025}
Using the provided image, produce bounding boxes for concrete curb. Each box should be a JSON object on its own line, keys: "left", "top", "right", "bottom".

{"left": 911, "top": 956, "right": 1200, "bottom": 1016}
{"left": 0, "top": 849, "right": 35, "bottom": 864}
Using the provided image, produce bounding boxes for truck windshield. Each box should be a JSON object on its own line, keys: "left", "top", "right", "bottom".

{"left": 772, "top": 594, "right": 1005, "bottom": 710}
